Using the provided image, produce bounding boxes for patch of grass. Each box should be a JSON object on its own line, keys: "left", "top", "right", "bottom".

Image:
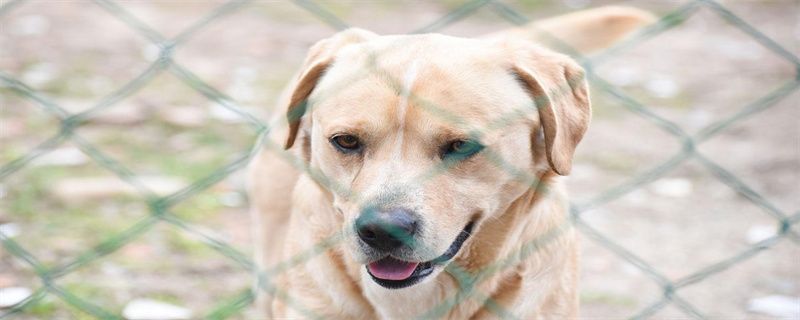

{"left": 581, "top": 291, "right": 637, "bottom": 307}
{"left": 38, "top": 59, "right": 101, "bottom": 99}
{"left": 589, "top": 90, "right": 629, "bottom": 120}
{"left": 0, "top": 90, "right": 62, "bottom": 164}
{"left": 19, "top": 295, "right": 101, "bottom": 320}
{"left": 172, "top": 192, "right": 224, "bottom": 221}
{"left": 23, "top": 297, "right": 58, "bottom": 318}
{"left": 64, "top": 304, "right": 105, "bottom": 320}
{"left": 514, "top": 0, "right": 558, "bottom": 10}
{"left": 625, "top": 85, "right": 694, "bottom": 111}
{"left": 6, "top": 166, "right": 69, "bottom": 218}
{"left": 165, "top": 228, "right": 215, "bottom": 258}
{"left": 0, "top": 145, "right": 25, "bottom": 164}
{"left": 3, "top": 164, "right": 150, "bottom": 268}
{"left": 318, "top": 1, "right": 354, "bottom": 18}
{"left": 154, "top": 152, "right": 227, "bottom": 181}
{"left": 149, "top": 292, "right": 183, "bottom": 305}
{"left": 585, "top": 152, "right": 640, "bottom": 173}
{"left": 61, "top": 282, "right": 122, "bottom": 316}
{"left": 84, "top": 121, "right": 254, "bottom": 181}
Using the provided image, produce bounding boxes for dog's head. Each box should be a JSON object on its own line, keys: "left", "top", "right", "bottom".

{"left": 282, "top": 29, "right": 590, "bottom": 289}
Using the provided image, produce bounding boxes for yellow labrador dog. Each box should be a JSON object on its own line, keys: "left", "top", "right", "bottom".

{"left": 249, "top": 6, "right": 653, "bottom": 319}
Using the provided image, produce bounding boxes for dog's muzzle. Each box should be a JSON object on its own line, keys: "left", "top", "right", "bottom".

{"left": 364, "top": 220, "right": 475, "bottom": 289}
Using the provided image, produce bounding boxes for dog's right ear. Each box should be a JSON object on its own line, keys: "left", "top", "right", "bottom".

{"left": 508, "top": 43, "right": 591, "bottom": 176}
{"left": 284, "top": 28, "right": 377, "bottom": 149}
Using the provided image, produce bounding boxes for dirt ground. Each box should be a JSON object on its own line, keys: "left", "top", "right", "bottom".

{"left": 1, "top": 0, "right": 798, "bottom": 319}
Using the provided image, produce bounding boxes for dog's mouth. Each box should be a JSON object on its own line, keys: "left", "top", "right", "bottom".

{"left": 366, "top": 221, "right": 475, "bottom": 289}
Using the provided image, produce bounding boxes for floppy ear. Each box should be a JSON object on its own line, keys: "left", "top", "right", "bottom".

{"left": 511, "top": 45, "right": 591, "bottom": 176}
{"left": 284, "top": 28, "right": 377, "bottom": 149}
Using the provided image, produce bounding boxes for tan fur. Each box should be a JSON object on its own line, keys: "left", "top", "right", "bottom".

{"left": 486, "top": 6, "right": 657, "bottom": 54}
{"left": 249, "top": 6, "right": 653, "bottom": 319}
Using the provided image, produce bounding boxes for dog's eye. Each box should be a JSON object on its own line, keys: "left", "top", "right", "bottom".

{"left": 331, "top": 134, "right": 361, "bottom": 153}
{"left": 442, "top": 140, "right": 484, "bottom": 160}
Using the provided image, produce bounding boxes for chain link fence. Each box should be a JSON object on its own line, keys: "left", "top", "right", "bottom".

{"left": 1, "top": 0, "right": 798, "bottom": 319}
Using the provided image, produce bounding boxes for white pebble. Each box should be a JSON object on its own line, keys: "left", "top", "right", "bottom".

{"left": 141, "top": 44, "right": 161, "bottom": 62}
{"left": 31, "top": 147, "right": 88, "bottom": 167}
{"left": 219, "top": 192, "right": 245, "bottom": 208}
{"left": 747, "top": 295, "right": 800, "bottom": 318}
{"left": 50, "top": 176, "right": 186, "bottom": 201}
{"left": 208, "top": 102, "right": 248, "bottom": 123}
{"left": 0, "top": 223, "right": 20, "bottom": 238}
{"left": 12, "top": 15, "right": 50, "bottom": 36}
{"left": 650, "top": 178, "right": 693, "bottom": 198}
{"left": 606, "top": 66, "right": 642, "bottom": 87}
{"left": 122, "top": 299, "right": 193, "bottom": 320}
{"left": 746, "top": 225, "right": 775, "bottom": 244}
{"left": 21, "top": 63, "right": 57, "bottom": 87}
{"left": 0, "top": 287, "right": 32, "bottom": 308}
{"left": 645, "top": 76, "right": 680, "bottom": 98}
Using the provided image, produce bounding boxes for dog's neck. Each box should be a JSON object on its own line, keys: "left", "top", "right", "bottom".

{"left": 351, "top": 171, "right": 575, "bottom": 319}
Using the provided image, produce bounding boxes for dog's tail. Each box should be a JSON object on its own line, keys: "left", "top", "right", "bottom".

{"left": 486, "top": 6, "right": 657, "bottom": 54}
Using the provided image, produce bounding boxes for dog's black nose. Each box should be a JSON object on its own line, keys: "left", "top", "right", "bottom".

{"left": 356, "top": 208, "right": 418, "bottom": 251}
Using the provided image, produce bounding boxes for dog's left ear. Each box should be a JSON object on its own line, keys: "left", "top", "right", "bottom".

{"left": 510, "top": 44, "right": 591, "bottom": 176}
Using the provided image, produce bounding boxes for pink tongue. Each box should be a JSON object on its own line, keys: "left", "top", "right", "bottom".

{"left": 368, "top": 258, "right": 419, "bottom": 281}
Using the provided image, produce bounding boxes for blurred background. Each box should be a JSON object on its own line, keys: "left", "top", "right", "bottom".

{"left": 1, "top": 0, "right": 798, "bottom": 319}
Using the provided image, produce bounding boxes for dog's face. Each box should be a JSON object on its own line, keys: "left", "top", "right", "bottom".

{"left": 283, "top": 30, "right": 590, "bottom": 289}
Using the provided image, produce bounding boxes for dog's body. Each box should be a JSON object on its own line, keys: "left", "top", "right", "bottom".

{"left": 249, "top": 7, "right": 653, "bottom": 319}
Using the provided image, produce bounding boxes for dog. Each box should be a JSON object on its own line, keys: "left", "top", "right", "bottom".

{"left": 248, "top": 6, "right": 654, "bottom": 319}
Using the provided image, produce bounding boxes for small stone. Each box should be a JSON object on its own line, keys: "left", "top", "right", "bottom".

{"left": 21, "top": 63, "right": 57, "bottom": 87}
{"left": 581, "top": 208, "right": 610, "bottom": 226}
{"left": 87, "top": 76, "right": 114, "bottom": 96}
{"left": 90, "top": 103, "right": 148, "bottom": 125}
{"left": 227, "top": 82, "right": 255, "bottom": 102}
{"left": 605, "top": 66, "right": 642, "bottom": 87}
{"left": 159, "top": 106, "right": 207, "bottom": 128}
{"left": 570, "top": 164, "right": 599, "bottom": 179}
{"left": 31, "top": 147, "right": 88, "bottom": 167}
{"left": 59, "top": 99, "right": 95, "bottom": 114}
{"left": 718, "top": 38, "right": 760, "bottom": 60}
{"left": 0, "top": 223, "right": 20, "bottom": 238}
{"left": 141, "top": 44, "right": 161, "bottom": 62}
{"left": 100, "top": 262, "right": 126, "bottom": 277}
{"left": 746, "top": 225, "right": 776, "bottom": 244}
{"left": 622, "top": 189, "right": 648, "bottom": 205}
{"left": 50, "top": 177, "right": 128, "bottom": 201}
{"left": 139, "top": 176, "right": 187, "bottom": 196}
{"left": 621, "top": 263, "right": 641, "bottom": 276}
{"left": 122, "top": 299, "right": 193, "bottom": 320}
{"left": 645, "top": 76, "right": 680, "bottom": 99}
{"left": 650, "top": 178, "right": 693, "bottom": 198}
{"left": 208, "top": 103, "right": 247, "bottom": 123}
{"left": 12, "top": 15, "right": 50, "bottom": 36}
{"left": 233, "top": 67, "right": 257, "bottom": 83}
{"left": 50, "top": 176, "right": 186, "bottom": 201}
{"left": 0, "top": 287, "right": 32, "bottom": 308}
{"left": 747, "top": 295, "right": 800, "bottom": 318}
{"left": 687, "top": 109, "right": 713, "bottom": 130}
{"left": 218, "top": 191, "right": 245, "bottom": 208}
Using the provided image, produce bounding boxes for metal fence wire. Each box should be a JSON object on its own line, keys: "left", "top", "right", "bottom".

{"left": 1, "top": 0, "right": 798, "bottom": 319}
